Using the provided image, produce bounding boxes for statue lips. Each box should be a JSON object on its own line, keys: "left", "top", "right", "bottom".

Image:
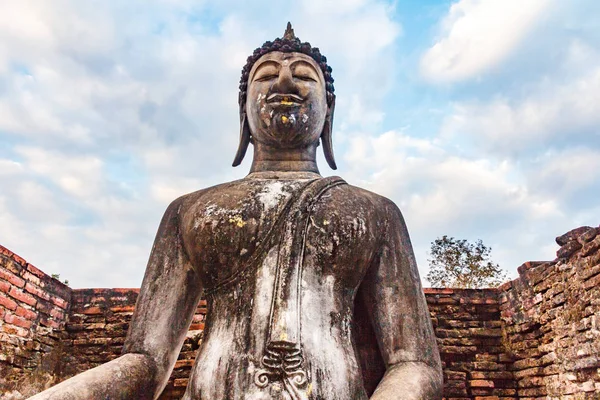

{"left": 267, "top": 93, "right": 304, "bottom": 108}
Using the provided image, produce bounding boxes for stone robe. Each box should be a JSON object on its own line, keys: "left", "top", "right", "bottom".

{"left": 124, "top": 174, "right": 438, "bottom": 400}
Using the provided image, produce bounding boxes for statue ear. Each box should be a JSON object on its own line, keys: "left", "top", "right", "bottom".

{"left": 232, "top": 112, "right": 251, "bottom": 167}
{"left": 321, "top": 98, "right": 337, "bottom": 170}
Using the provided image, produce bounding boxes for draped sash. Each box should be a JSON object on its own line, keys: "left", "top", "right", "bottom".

{"left": 202, "top": 177, "right": 346, "bottom": 399}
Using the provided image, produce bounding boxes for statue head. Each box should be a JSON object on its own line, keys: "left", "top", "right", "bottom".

{"left": 232, "top": 23, "right": 337, "bottom": 170}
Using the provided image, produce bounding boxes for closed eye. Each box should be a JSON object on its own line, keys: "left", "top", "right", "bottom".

{"left": 291, "top": 61, "right": 320, "bottom": 83}
{"left": 252, "top": 61, "right": 279, "bottom": 82}
{"left": 256, "top": 74, "right": 278, "bottom": 82}
{"left": 294, "top": 75, "right": 317, "bottom": 82}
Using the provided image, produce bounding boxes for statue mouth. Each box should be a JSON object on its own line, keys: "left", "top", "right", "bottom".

{"left": 267, "top": 93, "right": 304, "bottom": 107}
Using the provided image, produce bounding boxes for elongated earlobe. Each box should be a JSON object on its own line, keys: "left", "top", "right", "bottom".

{"left": 321, "top": 99, "right": 337, "bottom": 170}
{"left": 232, "top": 112, "right": 252, "bottom": 167}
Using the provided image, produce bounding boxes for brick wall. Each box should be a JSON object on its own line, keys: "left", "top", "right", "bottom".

{"left": 34, "top": 287, "right": 515, "bottom": 399}
{"left": 63, "top": 289, "right": 207, "bottom": 399}
{"left": 1, "top": 225, "right": 600, "bottom": 399}
{"left": 500, "top": 226, "right": 600, "bottom": 399}
{"left": 426, "top": 288, "right": 516, "bottom": 398}
{"left": 0, "top": 245, "right": 71, "bottom": 395}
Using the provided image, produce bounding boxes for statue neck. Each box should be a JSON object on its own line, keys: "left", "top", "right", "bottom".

{"left": 249, "top": 142, "right": 320, "bottom": 174}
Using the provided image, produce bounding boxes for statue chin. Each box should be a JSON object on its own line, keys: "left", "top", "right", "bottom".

{"left": 254, "top": 110, "right": 323, "bottom": 149}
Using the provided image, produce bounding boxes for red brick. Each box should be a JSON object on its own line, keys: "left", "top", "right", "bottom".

{"left": 424, "top": 288, "right": 455, "bottom": 295}
{"left": 174, "top": 359, "right": 195, "bottom": 368}
{"left": 15, "top": 306, "right": 37, "bottom": 321}
{"left": 50, "top": 295, "right": 68, "bottom": 310}
{"left": 192, "top": 313, "right": 204, "bottom": 323}
{"left": 5, "top": 312, "right": 33, "bottom": 329}
{"left": 0, "top": 280, "right": 10, "bottom": 293}
{"left": 0, "top": 269, "right": 25, "bottom": 288}
{"left": 50, "top": 307, "right": 65, "bottom": 321}
{"left": 0, "top": 293, "right": 17, "bottom": 310}
{"left": 110, "top": 305, "right": 135, "bottom": 313}
{"left": 8, "top": 287, "right": 37, "bottom": 306}
{"left": 22, "top": 271, "right": 42, "bottom": 286}
{"left": 24, "top": 282, "right": 50, "bottom": 301}
{"left": 583, "top": 272, "right": 600, "bottom": 290}
{"left": 26, "top": 263, "right": 46, "bottom": 279}
{"left": 0, "top": 248, "right": 23, "bottom": 265}
{"left": 7, "top": 251, "right": 27, "bottom": 266}
{"left": 173, "top": 378, "right": 189, "bottom": 387}
{"left": 0, "top": 244, "right": 12, "bottom": 257}
{"left": 3, "top": 260, "right": 21, "bottom": 275}
{"left": 498, "top": 280, "right": 513, "bottom": 292}
{"left": 189, "top": 323, "right": 205, "bottom": 331}
{"left": 82, "top": 306, "right": 103, "bottom": 315}
{"left": 470, "top": 380, "right": 495, "bottom": 388}
{"left": 111, "top": 288, "right": 139, "bottom": 294}
{"left": 39, "top": 316, "right": 61, "bottom": 329}
{"left": 2, "top": 322, "right": 30, "bottom": 337}
{"left": 90, "top": 296, "right": 107, "bottom": 304}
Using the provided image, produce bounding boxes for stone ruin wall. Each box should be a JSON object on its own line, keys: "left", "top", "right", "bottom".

{"left": 63, "top": 288, "right": 206, "bottom": 400}
{"left": 499, "top": 226, "right": 600, "bottom": 399}
{"left": 1, "top": 225, "right": 599, "bottom": 399}
{"left": 0, "top": 246, "right": 71, "bottom": 398}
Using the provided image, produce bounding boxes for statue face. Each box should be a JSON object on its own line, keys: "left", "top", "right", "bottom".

{"left": 246, "top": 51, "right": 328, "bottom": 149}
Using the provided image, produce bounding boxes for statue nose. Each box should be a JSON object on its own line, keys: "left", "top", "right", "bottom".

{"left": 272, "top": 66, "right": 297, "bottom": 94}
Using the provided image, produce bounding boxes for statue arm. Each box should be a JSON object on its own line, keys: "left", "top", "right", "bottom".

{"left": 29, "top": 197, "right": 203, "bottom": 400}
{"left": 362, "top": 200, "right": 443, "bottom": 400}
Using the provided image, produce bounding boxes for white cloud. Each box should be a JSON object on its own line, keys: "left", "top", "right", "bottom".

{"left": 15, "top": 147, "right": 105, "bottom": 198}
{"left": 421, "top": 0, "right": 551, "bottom": 82}
{"left": 407, "top": 0, "right": 600, "bottom": 281}
{"left": 441, "top": 64, "right": 600, "bottom": 156}
{"left": 1, "top": 0, "right": 595, "bottom": 291}
{"left": 342, "top": 129, "right": 568, "bottom": 281}
{"left": 0, "top": 159, "right": 23, "bottom": 175}
{"left": 0, "top": 0, "right": 400, "bottom": 288}
{"left": 525, "top": 147, "right": 600, "bottom": 205}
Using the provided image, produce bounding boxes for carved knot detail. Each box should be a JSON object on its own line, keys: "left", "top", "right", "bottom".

{"left": 254, "top": 341, "right": 308, "bottom": 398}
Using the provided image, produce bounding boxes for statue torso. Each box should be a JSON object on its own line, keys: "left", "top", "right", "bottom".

{"left": 178, "top": 176, "right": 386, "bottom": 400}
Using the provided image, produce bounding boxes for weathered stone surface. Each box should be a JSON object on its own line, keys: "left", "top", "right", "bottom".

{"left": 22, "top": 24, "right": 446, "bottom": 400}
{"left": 9, "top": 245, "right": 600, "bottom": 400}
{"left": 578, "top": 227, "right": 598, "bottom": 244}
{"left": 1, "top": 249, "right": 514, "bottom": 399}
{"left": 557, "top": 241, "right": 582, "bottom": 259}
{"left": 0, "top": 245, "right": 71, "bottom": 397}
{"left": 500, "top": 226, "right": 600, "bottom": 399}
{"left": 556, "top": 226, "right": 593, "bottom": 246}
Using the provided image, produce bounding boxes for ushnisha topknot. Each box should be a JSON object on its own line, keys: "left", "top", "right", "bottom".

{"left": 238, "top": 22, "right": 335, "bottom": 109}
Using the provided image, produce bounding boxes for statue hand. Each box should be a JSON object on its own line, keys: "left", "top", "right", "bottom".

{"left": 27, "top": 354, "right": 156, "bottom": 400}
{"left": 369, "top": 362, "right": 443, "bottom": 400}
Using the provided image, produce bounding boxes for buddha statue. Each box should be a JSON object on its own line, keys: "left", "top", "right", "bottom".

{"left": 31, "top": 23, "right": 442, "bottom": 400}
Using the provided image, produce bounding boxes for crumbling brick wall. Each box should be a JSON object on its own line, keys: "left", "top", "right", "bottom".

{"left": 426, "top": 288, "right": 516, "bottom": 398}
{"left": 61, "top": 288, "right": 511, "bottom": 399}
{"left": 0, "top": 245, "right": 71, "bottom": 396}
{"left": 500, "top": 226, "right": 600, "bottom": 399}
{"left": 63, "top": 288, "right": 206, "bottom": 399}
{"left": 44, "top": 288, "right": 515, "bottom": 399}
{"left": 2, "top": 225, "right": 600, "bottom": 399}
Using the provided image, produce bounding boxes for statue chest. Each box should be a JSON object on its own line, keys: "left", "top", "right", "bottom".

{"left": 181, "top": 179, "right": 379, "bottom": 293}
{"left": 181, "top": 179, "right": 380, "bottom": 400}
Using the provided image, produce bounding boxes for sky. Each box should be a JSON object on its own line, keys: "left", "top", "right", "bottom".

{"left": 1, "top": 0, "right": 599, "bottom": 288}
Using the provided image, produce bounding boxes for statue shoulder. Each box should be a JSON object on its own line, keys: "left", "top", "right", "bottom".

{"left": 340, "top": 182, "right": 404, "bottom": 220}
{"left": 163, "top": 178, "right": 246, "bottom": 215}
